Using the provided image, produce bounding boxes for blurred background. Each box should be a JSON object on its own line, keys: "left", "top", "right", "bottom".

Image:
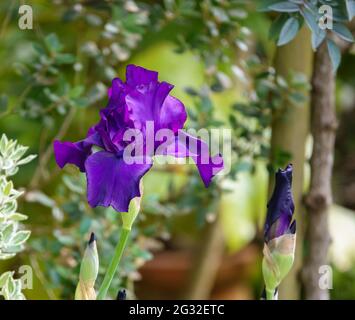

{"left": 0, "top": 0, "right": 354, "bottom": 300}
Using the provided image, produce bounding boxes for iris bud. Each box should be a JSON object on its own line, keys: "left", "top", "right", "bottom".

{"left": 75, "top": 232, "right": 99, "bottom": 300}
{"left": 262, "top": 164, "right": 296, "bottom": 300}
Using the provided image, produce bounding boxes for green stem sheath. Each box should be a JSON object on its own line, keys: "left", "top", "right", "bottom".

{"left": 97, "top": 228, "right": 131, "bottom": 300}
{"left": 266, "top": 288, "right": 276, "bottom": 300}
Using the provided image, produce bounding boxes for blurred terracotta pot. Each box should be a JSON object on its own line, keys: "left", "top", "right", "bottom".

{"left": 135, "top": 242, "right": 260, "bottom": 300}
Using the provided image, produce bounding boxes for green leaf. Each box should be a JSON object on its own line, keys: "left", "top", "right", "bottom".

{"left": 277, "top": 17, "right": 300, "bottom": 46}
{"left": 55, "top": 53, "right": 75, "bottom": 64}
{"left": 300, "top": 6, "right": 324, "bottom": 48}
{"left": 311, "top": 28, "right": 326, "bottom": 50}
{"left": 6, "top": 275, "right": 16, "bottom": 297}
{"left": 11, "top": 146, "right": 28, "bottom": 161}
{"left": 44, "top": 33, "right": 63, "bottom": 53}
{"left": 269, "top": 14, "right": 289, "bottom": 40}
{"left": 346, "top": 0, "right": 355, "bottom": 20}
{"left": 0, "top": 272, "right": 12, "bottom": 288}
{"left": 327, "top": 39, "right": 341, "bottom": 73}
{"left": 69, "top": 86, "right": 84, "bottom": 99}
{"left": 0, "top": 134, "right": 8, "bottom": 154}
{"left": 25, "top": 191, "right": 54, "bottom": 207}
{"left": 269, "top": 2, "right": 300, "bottom": 13}
{"left": 3, "top": 181, "right": 13, "bottom": 196}
{"left": 333, "top": 23, "right": 354, "bottom": 42}
{"left": 0, "top": 94, "right": 8, "bottom": 113}
{"left": 8, "top": 213, "right": 28, "bottom": 221}
{"left": 32, "top": 43, "right": 46, "bottom": 56}
{"left": 16, "top": 154, "right": 37, "bottom": 165}
{"left": 11, "top": 231, "right": 31, "bottom": 246}
{"left": 2, "top": 223, "right": 15, "bottom": 243}
{"left": 257, "top": 0, "right": 281, "bottom": 12}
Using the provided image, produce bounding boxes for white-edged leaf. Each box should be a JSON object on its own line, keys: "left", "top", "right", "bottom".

{"left": 311, "top": 28, "right": 327, "bottom": 50}
{"left": 25, "top": 190, "right": 55, "bottom": 207}
{"left": 269, "top": 1, "right": 300, "bottom": 12}
{"left": 11, "top": 146, "right": 28, "bottom": 161}
{"left": 269, "top": 14, "right": 289, "bottom": 40}
{"left": 333, "top": 23, "right": 354, "bottom": 42}
{"left": 8, "top": 213, "right": 28, "bottom": 221}
{"left": 0, "top": 271, "right": 12, "bottom": 288}
{"left": 6, "top": 274, "right": 16, "bottom": 296}
{"left": 16, "top": 154, "right": 37, "bottom": 165}
{"left": 11, "top": 230, "right": 31, "bottom": 246}
{"left": 0, "top": 134, "right": 8, "bottom": 155}
{"left": 277, "top": 17, "right": 300, "bottom": 46}
{"left": 2, "top": 223, "right": 16, "bottom": 242}
{"left": 346, "top": 0, "right": 355, "bottom": 20}
{"left": 327, "top": 39, "right": 341, "bottom": 72}
{"left": 0, "top": 252, "right": 16, "bottom": 260}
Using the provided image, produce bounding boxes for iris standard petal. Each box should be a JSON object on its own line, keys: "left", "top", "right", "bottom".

{"left": 53, "top": 140, "right": 92, "bottom": 172}
{"left": 107, "top": 78, "right": 125, "bottom": 109}
{"left": 160, "top": 95, "right": 187, "bottom": 133}
{"left": 85, "top": 151, "right": 152, "bottom": 212}
{"left": 125, "top": 81, "right": 173, "bottom": 129}
{"left": 126, "top": 64, "right": 158, "bottom": 87}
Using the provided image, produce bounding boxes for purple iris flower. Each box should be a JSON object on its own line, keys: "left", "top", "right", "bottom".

{"left": 264, "top": 164, "right": 296, "bottom": 243}
{"left": 53, "top": 65, "right": 223, "bottom": 213}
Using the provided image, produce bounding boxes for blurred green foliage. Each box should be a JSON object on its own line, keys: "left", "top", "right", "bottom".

{"left": 0, "top": 0, "right": 353, "bottom": 300}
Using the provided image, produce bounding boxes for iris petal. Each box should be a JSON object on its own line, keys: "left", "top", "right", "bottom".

{"left": 125, "top": 81, "right": 173, "bottom": 129}
{"left": 126, "top": 64, "right": 158, "bottom": 87}
{"left": 160, "top": 95, "right": 187, "bottom": 133}
{"left": 160, "top": 131, "right": 224, "bottom": 187}
{"left": 85, "top": 151, "right": 152, "bottom": 212}
{"left": 53, "top": 140, "right": 91, "bottom": 172}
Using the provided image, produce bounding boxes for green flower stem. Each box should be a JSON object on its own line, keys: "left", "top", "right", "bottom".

{"left": 266, "top": 288, "right": 276, "bottom": 300}
{"left": 97, "top": 228, "right": 131, "bottom": 300}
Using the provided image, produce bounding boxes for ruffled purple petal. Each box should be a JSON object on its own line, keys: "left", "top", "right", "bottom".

{"left": 53, "top": 140, "right": 92, "bottom": 172}
{"left": 125, "top": 81, "right": 173, "bottom": 129}
{"left": 85, "top": 151, "right": 152, "bottom": 212}
{"left": 264, "top": 164, "right": 295, "bottom": 242}
{"left": 160, "top": 95, "right": 187, "bottom": 133}
{"left": 107, "top": 78, "right": 125, "bottom": 109}
{"left": 159, "top": 131, "right": 224, "bottom": 187}
{"left": 126, "top": 64, "right": 158, "bottom": 87}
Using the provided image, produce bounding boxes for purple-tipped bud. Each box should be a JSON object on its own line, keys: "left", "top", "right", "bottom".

{"left": 262, "top": 164, "right": 297, "bottom": 299}
{"left": 264, "top": 164, "right": 296, "bottom": 243}
{"left": 117, "top": 289, "right": 127, "bottom": 300}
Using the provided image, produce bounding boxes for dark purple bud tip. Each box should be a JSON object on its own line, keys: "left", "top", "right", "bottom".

{"left": 117, "top": 289, "right": 127, "bottom": 300}
{"left": 288, "top": 220, "right": 296, "bottom": 235}
{"left": 88, "top": 232, "right": 96, "bottom": 245}
{"left": 264, "top": 164, "right": 295, "bottom": 242}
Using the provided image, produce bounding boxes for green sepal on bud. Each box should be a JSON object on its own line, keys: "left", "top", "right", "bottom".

{"left": 121, "top": 182, "right": 143, "bottom": 231}
{"left": 262, "top": 233, "right": 296, "bottom": 300}
{"left": 75, "top": 232, "right": 99, "bottom": 300}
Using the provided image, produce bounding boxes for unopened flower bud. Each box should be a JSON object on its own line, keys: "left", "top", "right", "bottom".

{"left": 117, "top": 289, "right": 127, "bottom": 300}
{"left": 262, "top": 164, "right": 296, "bottom": 300}
{"left": 75, "top": 232, "right": 99, "bottom": 300}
